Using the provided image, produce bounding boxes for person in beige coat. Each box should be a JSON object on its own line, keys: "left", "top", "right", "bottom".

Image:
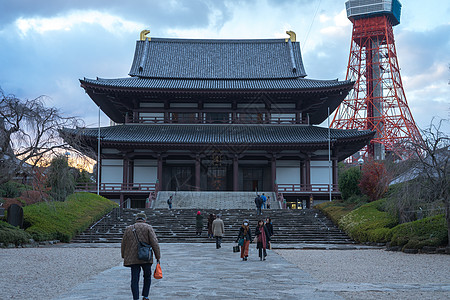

{"left": 211, "top": 213, "right": 225, "bottom": 249}
{"left": 121, "top": 212, "right": 161, "bottom": 300}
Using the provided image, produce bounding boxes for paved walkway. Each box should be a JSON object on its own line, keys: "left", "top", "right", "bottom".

{"left": 55, "top": 243, "right": 342, "bottom": 299}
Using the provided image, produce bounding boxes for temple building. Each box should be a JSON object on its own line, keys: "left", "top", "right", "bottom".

{"left": 63, "top": 30, "right": 374, "bottom": 208}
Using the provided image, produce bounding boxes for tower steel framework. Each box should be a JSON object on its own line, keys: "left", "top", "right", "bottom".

{"left": 331, "top": 0, "right": 422, "bottom": 160}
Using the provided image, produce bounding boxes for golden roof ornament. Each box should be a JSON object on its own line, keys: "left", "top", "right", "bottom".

{"left": 140, "top": 30, "right": 151, "bottom": 41}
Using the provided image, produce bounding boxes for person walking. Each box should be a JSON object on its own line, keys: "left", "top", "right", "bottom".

{"left": 121, "top": 212, "right": 161, "bottom": 300}
{"left": 266, "top": 196, "right": 271, "bottom": 209}
{"left": 254, "top": 194, "right": 263, "bottom": 215}
{"left": 265, "top": 217, "right": 274, "bottom": 250}
{"left": 255, "top": 219, "right": 270, "bottom": 261}
{"left": 212, "top": 213, "right": 224, "bottom": 249}
{"left": 236, "top": 219, "right": 252, "bottom": 261}
{"left": 195, "top": 211, "right": 203, "bottom": 236}
{"left": 207, "top": 213, "right": 215, "bottom": 238}
{"left": 265, "top": 217, "right": 274, "bottom": 238}
{"left": 261, "top": 193, "right": 267, "bottom": 209}
{"left": 167, "top": 195, "right": 173, "bottom": 209}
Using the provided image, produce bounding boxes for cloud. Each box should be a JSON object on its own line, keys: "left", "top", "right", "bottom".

{"left": 15, "top": 11, "right": 144, "bottom": 36}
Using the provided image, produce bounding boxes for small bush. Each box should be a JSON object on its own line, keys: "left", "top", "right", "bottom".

{"left": 390, "top": 215, "right": 448, "bottom": 249}
{"left": 338, "top": 167, "right": 361, "bottom": 201}
{"left": 24, "top": 192, "right": 118, "bottom": 242}
{"left": 0, "top": 181, "right": 27, "bottom": 198}
{"left": 0, "top": 221, "right": 32, "bottom": 245}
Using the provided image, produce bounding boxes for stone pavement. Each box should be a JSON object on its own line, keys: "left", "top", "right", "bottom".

{"left": 55, "top": 243, "right": 342, "bottom": 299}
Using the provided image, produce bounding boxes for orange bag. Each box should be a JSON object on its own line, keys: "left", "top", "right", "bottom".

{"left": 153, "top": 263, "right": 163, "bottom": 279}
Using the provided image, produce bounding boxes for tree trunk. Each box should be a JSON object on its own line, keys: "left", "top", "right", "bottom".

{"left": 0, "top": 118, "right": 20, "bottom": 185}
{"left": 446, "top": 200, "right": 450, "bottom": 247}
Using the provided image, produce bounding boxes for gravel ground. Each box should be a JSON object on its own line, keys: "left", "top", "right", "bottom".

{"left": 0, "top": 246, "right": 122, "bottom": 300}
{"left": 276, "top": 249, "right": 450, "bottom": 300}
{"left": 1, "top": 245, "right": 449, "bottom": 300}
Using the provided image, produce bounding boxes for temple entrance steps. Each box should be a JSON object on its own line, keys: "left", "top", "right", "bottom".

{"left": 153, "top": 191, "right": 278, "bottom": 210}
{"left": 71, "top": 208, "right": 354, "bottom": 245}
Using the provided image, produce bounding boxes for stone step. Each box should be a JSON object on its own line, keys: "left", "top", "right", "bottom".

{"left": 72, "top": 208, "right": 354, "bottom": 245}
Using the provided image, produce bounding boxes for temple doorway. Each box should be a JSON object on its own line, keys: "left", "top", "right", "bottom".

{"left": 242, "top": 167, "right": 264, "bottom": 192}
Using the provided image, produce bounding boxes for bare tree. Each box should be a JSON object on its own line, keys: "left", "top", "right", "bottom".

{"left": 414, "top": 119, "right": 449, "bottom": 245}
{"left": 0, "top": 89, "right": 84, "bottom": 185}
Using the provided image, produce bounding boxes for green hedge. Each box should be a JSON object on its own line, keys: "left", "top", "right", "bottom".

{"left": 316, "top": 199, "right": 448, "bottom": 249}
{"left": 0, "top": 221, "right": 32, "bottom": 245}
{"left": 23, "top": 192, "right": 118, "bottom": 242}
{"left": 337, "top": 199, "right": 398, "bottom": 243}
{"left": 390, "top": 215, "right": 448, "bottom": 249}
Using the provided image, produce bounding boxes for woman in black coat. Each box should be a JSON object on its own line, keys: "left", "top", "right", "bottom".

{"left": 255, "top": 220, "right": 270, "bottom": 261}
{"left": 236, "top": 219, "right": 252, "bottom": 261}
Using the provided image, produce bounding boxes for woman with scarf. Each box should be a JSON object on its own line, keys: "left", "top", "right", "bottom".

{"left": 255, "top": 219, "right": 270, "bottom": 261}
{"left": 236, "top": 219, "right": 252, "bottom": 261}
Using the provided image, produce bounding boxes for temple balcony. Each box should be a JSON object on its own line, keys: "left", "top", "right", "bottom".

{"left": 125, "top": 115, "right": 307, "bottom": 125}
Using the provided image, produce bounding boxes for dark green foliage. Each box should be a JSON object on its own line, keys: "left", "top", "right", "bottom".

{"left": 0, "top": 181, "right": 27, "bottom": 198}
{"left": 76, "top": 169, "right": 92, "bottom": 184}
{"left": 23, "top": 192, "right": 117, "bottom": 242}
{"left": 46, "top": 155, "right": 75, "bottom": 201}
{"left": 390, "top": 215, "right": 448, "bottom": 249}
{"left": 0, "top": 220, "right": 32, "bottom": 245}
{"left": 338, "top": 167, "right": 362, "bottom": 201}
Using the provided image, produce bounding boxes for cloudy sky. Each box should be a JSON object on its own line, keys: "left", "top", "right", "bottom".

{"left": 0, "top": 0, "right": 449, "bottom": 133}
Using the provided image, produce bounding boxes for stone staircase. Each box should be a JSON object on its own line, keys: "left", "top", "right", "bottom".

{"left": 71, "top": 208, "right": 354, "bottom": 245}
{"left": 153, "top": 191, "right": 278, "bottom": 209}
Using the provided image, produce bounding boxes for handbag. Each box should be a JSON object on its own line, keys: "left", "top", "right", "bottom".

{"left": 133, "top": 226, "right": 153, "bottom": 261}
{"left": 238, "top": 238, "right": 244, "bottom": 247}
{"left": 233, "top": 245, "right": 240, "bottom": 253}
{"left": 153, "top": 263, "right": 163, "bottom": 279}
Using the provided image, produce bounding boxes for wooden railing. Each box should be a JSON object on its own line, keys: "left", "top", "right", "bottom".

{"left": 75, "top": 183, "right": 157, "bottom": 193}
{"left": 277, "top": 184, "right": 339, "bottom": 193}
{"left": 125, "top": 116, "right": 307, "bottom": 125}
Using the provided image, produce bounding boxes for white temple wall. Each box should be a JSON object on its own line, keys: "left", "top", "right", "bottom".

{"left": 276, "top": 160, "right": 301, "bottom": 185}
{"left": 310, "top": 160, "right": 331, "bottom": 185}
{"left": 134, "top": 159, "right": 158, "bottom": 183}
{"left": 101, "top": 159, "right": 123, "bottom": 183}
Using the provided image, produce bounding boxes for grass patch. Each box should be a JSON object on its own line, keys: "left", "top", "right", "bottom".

{"left": 337, "top": 199, "right": 398, "bottom": 243}
{"left": 390, "top": 215, "right": 448, "bottom": 249}
{"left": 23, "top": 192, "right": 118, "bottom": 242}
{"left": 315, "top": 201, "right": 353, "bottom": 224}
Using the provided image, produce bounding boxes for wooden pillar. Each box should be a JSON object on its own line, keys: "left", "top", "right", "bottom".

{"left": 122, "top": 157, "right": 129, "bottom": 189}
{"left": 233, "top": 156, "right": 239, "bottom": 191}
{"left": 157, "top": 155, "right": 163, "bottom": 190}
{"left": 195, "top": 155, "right": 201, "bottom": 191}
{"left": 301, "top": 161, "right": 306, "bottom": 186}
{"left": 305, "top": 159, "right": 311, "bottom": 190}
{"left": 271, "top": 156, "right": 277, "bottom": 192}
{"left": 332, "top": 159, "right": 338, "bottom": 191}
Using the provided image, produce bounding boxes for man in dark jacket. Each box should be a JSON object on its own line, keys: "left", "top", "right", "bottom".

{"left": 121, "top": 212, "right": 161, "bottom": 300}
{"left": 254, "top": 195, "right": 263, "bottom": 215}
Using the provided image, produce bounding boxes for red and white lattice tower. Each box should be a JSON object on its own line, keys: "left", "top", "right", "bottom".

{"left": 331, "top": 0, "right": 422, "bottom": 160}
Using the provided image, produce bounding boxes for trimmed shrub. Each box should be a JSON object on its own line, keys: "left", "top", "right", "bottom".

{"left": 338, "top": 199, "right": 398, "bottom": 243}
{"left": 23, "top": 192, "right": 117, "bottom": 242}
{"left": 0, "top": 221, "right": 32, "bottom": 245}
{"left": 390, "top": 215, "right": 448, "bottom": 249}
{"left": 338, "top": 167, "right": 361, "bottom": 201}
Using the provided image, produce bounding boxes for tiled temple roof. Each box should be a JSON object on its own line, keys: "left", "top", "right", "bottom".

{"left": 81, "top": 77, "right": 352, "bottom": 91}
{"left": 62, "top": 124, "right": 374, "bottom": 160}
{"left": 128, "top": 38, "right": 306, "bottom": 79}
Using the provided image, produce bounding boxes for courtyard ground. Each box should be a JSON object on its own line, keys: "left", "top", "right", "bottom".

{"left": 0, "top": 243, "right": 449, "bottom": 299}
